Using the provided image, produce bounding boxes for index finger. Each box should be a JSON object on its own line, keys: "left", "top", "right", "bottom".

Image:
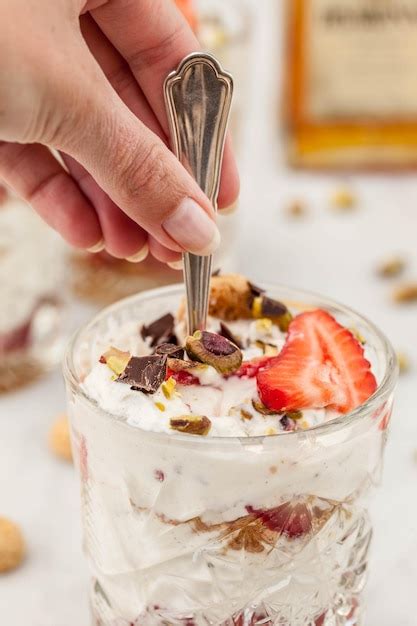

{"left": 89, "top": 0, "right": 239, "bottom": 208}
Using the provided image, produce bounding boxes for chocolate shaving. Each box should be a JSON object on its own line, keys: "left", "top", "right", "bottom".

{"left": 212, "top": 268, "right": 221, "bottom": 277}
{"left": 140, "top": 313, "right": 177, "bottom": 347}
{"left": 248, "top": 281, "right": 265, "bottom": 298}
{"left": 260, "top": 296, "right": 288, "bottom": 317}
{"left": 117, "top": 355, "right": 167, "bottom": 393}
{"left": 154, "top": 343, "right": 184, "bottom": 360}
{"left": 219, "top": 322, "right": 243, "bottom": 349}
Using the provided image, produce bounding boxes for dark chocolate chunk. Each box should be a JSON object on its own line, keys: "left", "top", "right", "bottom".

{"left": 154, "top": 343, "right": 184, "bottom": 360}
{"left": 118, "top": 355, "right": 167, "bottom": 393}
{"left": 260, "top": 296, "right": 288, "bottom": 318}
{"left": 248, "top": 281, "right": 265, "bottom": 298}
{"left": 140, "top": 313, "right": 176, "bottom": 347}
{"left": 218, "top": 322, "right": 243, "bottom": 349}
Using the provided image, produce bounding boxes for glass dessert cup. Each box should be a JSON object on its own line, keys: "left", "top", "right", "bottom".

{"left": 0, "top": 198, "right": 65, "bottom": 392}
{"left": 64, "top": 284, "right": 397, "bottom": 626}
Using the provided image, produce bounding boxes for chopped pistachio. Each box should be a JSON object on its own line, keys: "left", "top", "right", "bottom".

{"left": 392, "top": 283, "right": 417, "bottom": 304}
{"left": 255, "top": 318, "right": 273, "bottom": 333}
{"left": 252, "top": 399, "right": 278, "bottom": 416}
{"left": 264, "top": 344, "right": 279, "bottom": 356}
{"left": 100, "top": 347, "right": 131, "bottom": 376}
{"left": 170, "top": 415, "right": 211, "bottom": 436}
{"left": 161, "top": 376, "right": 176, "bottom": 399}
{"left": 252, "top": 296, "right": 263, "bottom": 318}
{"left": 266, "top": 427, "right": 278, "bottom": 436}
{"left": 377, "top": 256, "right": 406, "bottom": 279}
{"left": 185, "top": 331, "right": 242, "bottom": 375}
{"left": 275, "top": 311, "right": 293, "bottom": 332}
{"left": 286, "top": 410, "right": 303, "bottom": 421}
{"left": 255, "top": 341, "right": 279, "bottom": 356}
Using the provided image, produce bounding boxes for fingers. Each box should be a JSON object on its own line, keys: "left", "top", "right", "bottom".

{"left": 0, "top": 141, "right": 102, "bottom": 249}
{"left": 148, "top": 236, "right": 182, "bottom": 265}
{"left": 79, "top": 14, "right": 166, "bottom": 142}
{"left": 61, "top": 154, "right": 149, "bottom": 259}
{"left": 91, "top": 0, "right": 239, "bottom": 209}
{"left": 217, "top": 136, "right": 240, "bottom": 210}
{"left": 55, "top": 49, "right": 221, "bottom": 255}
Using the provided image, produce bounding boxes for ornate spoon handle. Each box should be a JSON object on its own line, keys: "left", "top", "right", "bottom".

{"left": 164, "top": 53, "right": 233, "bottom": 334}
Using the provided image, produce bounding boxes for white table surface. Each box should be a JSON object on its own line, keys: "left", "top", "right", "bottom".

{"left": 1, "top": 2, "right": 417, "bottom": 625}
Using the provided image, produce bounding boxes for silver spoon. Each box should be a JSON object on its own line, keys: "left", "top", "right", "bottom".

{"left": 164, "top": 52, "right": 233, "bottom": 334}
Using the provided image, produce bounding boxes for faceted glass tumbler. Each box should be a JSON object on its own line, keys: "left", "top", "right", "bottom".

{"left": 63, "top": 284, "right": 397, "bottom": 626}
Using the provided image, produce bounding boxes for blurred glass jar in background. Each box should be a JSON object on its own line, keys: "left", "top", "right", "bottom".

{"left": 0, "top": 189, "right": 65, "bottom": 392}
{"left": 178, "top": 0, "right": 252, "bottom": 152}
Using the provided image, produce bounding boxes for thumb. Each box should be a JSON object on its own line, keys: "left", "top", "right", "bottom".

{"left": 56, "top": 69, "right": 220, "bottom": 256}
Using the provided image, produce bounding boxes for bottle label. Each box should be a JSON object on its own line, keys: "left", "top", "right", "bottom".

{"left": 304, "top": 0, "right": 417, "bottom": 120}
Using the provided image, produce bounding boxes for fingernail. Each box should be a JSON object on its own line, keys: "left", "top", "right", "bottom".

{"left": 87, "top": 238, "right": 105, "bottom": 253}
{"left": 163, "top": 198, "right": 220, "bottom": 255}
{"left": 167, "top": 259, "right": 183, "bottom": 271}
{"left": 220, "top": 201, "right": 239, "bottom": 215}
{"left": 126, "top": 243, "right": 149, "bottom": 263}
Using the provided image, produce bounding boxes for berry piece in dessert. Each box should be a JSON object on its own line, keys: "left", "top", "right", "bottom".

{"left": 247, "top": 502, "right": 312, "bottom": 538}
{"left": 257, "top": 309, "right": 377, "bottom": 413}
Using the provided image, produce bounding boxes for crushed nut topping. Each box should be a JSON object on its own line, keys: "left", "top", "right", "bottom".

{"left": 161, "top": 377, "right": 176, "bottom": 399}
{"left": 100, "top": 347, "right": 131, "bottom": 376}
{"left": 185, "top": 330, "right": 242, "bottom": 374}
{"left": 170, "top": 415, "right": 212, "bottom": 436}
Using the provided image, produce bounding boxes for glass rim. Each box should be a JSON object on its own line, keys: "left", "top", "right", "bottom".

{"left": 63, "top": 281, "right": 398, "bottom": 446}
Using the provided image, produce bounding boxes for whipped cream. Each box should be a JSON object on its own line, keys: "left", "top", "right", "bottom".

{"left": 0, "top": 198, "right": 64, "bottom": 334}
{"left": 82, "top": 316, "right": 341, "bottom": 438}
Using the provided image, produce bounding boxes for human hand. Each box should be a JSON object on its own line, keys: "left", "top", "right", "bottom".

{"left": 0, "top": 0, "right": 239, "bottom": 264}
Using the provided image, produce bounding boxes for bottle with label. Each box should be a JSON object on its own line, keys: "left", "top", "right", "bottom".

{"left": 283, "top": 0, "right": 417, "bottom": 169}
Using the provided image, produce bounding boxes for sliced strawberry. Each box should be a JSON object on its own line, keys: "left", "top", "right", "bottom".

{"left": 166, "top": 368, "right": 200, "bottom": 386}
{"left": 257, "top": 310, "right": 377, "bottom": 414}
{"left": 235, "top": 355, "right": 277, "bottom": 378}
{"left": 247, "top": 502, "right": 312, "bottom": 538}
